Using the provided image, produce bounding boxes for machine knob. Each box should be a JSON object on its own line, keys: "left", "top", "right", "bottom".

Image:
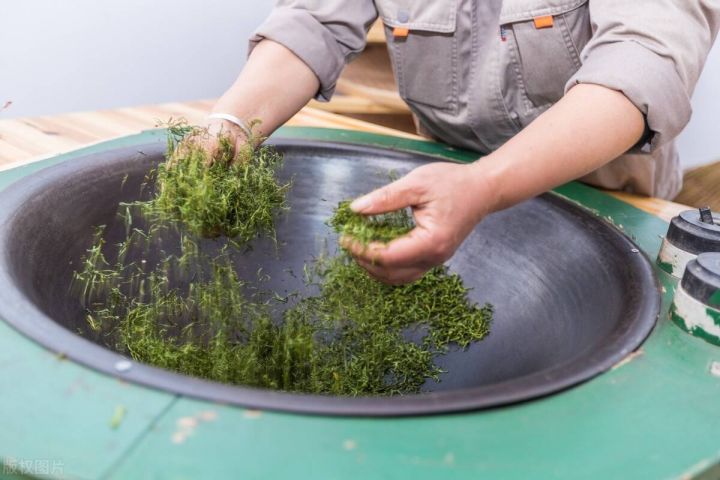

{"left": 657, "top": 207, "right": 720, "bottom": 278}
{"left": 670, "top": 252, "right": 720, "bottom": 345}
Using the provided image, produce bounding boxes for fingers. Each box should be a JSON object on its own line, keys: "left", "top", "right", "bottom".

{"left": 341, "top": 227, "right": 448, "bottom": 270}
{"left": 340, "top": 162, "right": 482, "bottom": 285}
{"left": 203, "top": 120, "right": 250, "bottom": 166}
{"left": 231, "top": 140, "right": 255, "bottom": 165}
{"left": 168, "top": 125, "right": 255, "bottom": 168}
{"left": 350, "top": 175, "right": 425, "bottom": 215}
{"left": 201, "top": 135, "right": 222, "bottom": 166}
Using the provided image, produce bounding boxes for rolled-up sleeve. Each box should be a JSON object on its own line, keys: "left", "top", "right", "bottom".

{"left": 565, "top": 0, "right": 720, "bottom": 151}
{"left": 249, "top": 1, "right": 378, "bottom": 101}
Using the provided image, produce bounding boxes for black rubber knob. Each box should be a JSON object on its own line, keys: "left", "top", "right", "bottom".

{"left": 681, "top": 252, "right": 720, "bottom": 309}
{"left": 666, "top": 208, "right": 720, "bottom": 254}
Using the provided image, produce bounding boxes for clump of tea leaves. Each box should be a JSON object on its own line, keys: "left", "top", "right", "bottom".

{"left": 140, "top": 120, "right": 290, "bottom": 241}
{"left": 329, "top": 200, "right": 413, "bottom": 245}
{"left": 72, "top": 122, "right": 492, "bottom": 395}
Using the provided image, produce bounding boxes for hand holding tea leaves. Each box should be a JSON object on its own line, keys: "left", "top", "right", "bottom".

{"left": 149, "top": 119, "right": 290, "bottom": 240}
{"left": 166, "top": 118, "right": 258, "bottom": 167}
{"left": 199, "top": 117, "right": 252, "bottom": 165}
{"left": 201, "top": 117, "right": 269, "bottom": 166}
{"left": 342, "top": 162, "right": 493, "bottom": 285}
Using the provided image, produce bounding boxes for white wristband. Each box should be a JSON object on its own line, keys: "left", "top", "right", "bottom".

{"left": 207, "top": 113, "right": 253, "bottom": 139}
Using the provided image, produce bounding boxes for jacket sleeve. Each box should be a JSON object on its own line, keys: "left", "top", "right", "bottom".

{"left": 565, "top": 0, "right": 720, "bottom": 151}
{"left": 249, "top": 1, "right": 378, "bottom": 101}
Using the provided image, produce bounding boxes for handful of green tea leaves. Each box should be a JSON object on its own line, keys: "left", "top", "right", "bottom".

{"left": 329, "top": 200, "right": 413, "bottom": 245}
{"left": 140, "top": 121, "right": 290, "bottom": 241}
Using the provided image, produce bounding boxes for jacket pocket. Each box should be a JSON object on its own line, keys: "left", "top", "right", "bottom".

{"left": 376, "top": 0, "right": 458, "bottom": 111}
{"left": 501, "top": 0, "right": 591, "bottom": 109}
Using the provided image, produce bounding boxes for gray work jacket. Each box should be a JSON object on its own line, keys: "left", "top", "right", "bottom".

{"left": 250, "top": 0, "right": 720, "bottom": 198}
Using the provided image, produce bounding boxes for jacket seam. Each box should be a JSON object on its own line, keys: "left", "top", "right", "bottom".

{"left": 559, "top": 13, "right": 583, "bottom": 69}
{"left": 376, "top": 0, "right": 457, "bottom": 32}
{"left": 506, "top": 26, "right": 537, "bottom": 113}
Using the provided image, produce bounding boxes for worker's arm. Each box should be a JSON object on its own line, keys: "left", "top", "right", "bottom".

{"left": 345, "top": 84, "right": 645, "bottom": 284}
{"left": 205, "top": 0, "right": 377, "bottom": 154}
{"left": 203, "top": 39, "right": 320, "bottom": 153}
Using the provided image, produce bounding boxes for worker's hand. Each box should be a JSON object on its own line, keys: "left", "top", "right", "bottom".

{"left": 201, "top": 118, "right": 251, "bottom": 166}
{"left": 342, "top": 162, "right": 494, "bottom": 285}
{"left": 167, "top": 118, "right": 248, "bottom": 168}
{"left": 172, "top": 118, "right": 250, "bottom": 167}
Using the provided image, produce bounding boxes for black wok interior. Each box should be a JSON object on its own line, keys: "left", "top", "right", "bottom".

{"left": 0, "top": 139, "right": 659, "bottom": 415}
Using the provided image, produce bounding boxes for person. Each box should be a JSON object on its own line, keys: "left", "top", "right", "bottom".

{"left": 203, "top": 0, "right": 719, "bottom": 285}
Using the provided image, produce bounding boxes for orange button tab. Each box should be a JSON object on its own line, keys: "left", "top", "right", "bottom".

{"left": 393, "top": 26, "right": 410, "bottom": 38}
{"left": 533, "top": 15, "right": 554, "bottom": 29}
